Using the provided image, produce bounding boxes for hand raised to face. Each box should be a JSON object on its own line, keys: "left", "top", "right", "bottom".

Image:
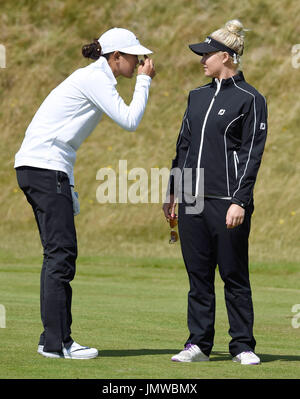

{"left": 138, "top": 55, "right": 156, "bottom": 79}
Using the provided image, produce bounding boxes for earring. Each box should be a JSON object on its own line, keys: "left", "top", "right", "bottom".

{"left": 233, "top": 54, "right": 239, "bottom": 64}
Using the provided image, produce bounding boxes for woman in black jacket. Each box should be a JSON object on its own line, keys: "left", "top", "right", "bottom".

{"left": 163, "top": 19, "right": 267, "bottom": 365}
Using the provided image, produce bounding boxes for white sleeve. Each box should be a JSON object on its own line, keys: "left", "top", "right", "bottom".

{"left": 82, "top": 72, "right": 152, "bottom": 131}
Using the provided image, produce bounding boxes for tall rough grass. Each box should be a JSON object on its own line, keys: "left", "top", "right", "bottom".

{"left": 1, "top": 0, "right": 299, "bottom": 263}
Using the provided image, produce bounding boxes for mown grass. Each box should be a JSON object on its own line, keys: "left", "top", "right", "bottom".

{"left": 1, "top": 255, "right": 300, "bottom": 379}
{"left": 1, "top": 0, "right": 300, "bottom": 265}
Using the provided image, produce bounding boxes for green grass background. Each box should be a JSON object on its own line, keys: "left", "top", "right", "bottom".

{"left": 1, "top": 0, "right": 300, "bottom": 380}
{"left": 1, "top": 0, "right": 300, "bottom": 263}
{"left": 1, "top": 256, "right": 300, "bottom": 379}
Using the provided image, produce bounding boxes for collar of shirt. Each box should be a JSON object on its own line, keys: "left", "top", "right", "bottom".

{"left": 92, "top": 56, "right": 117, "bottom": 85}
{"left": 211, "top": 70, "right": 245, "bottom": 88}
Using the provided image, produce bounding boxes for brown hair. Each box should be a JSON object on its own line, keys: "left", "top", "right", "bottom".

{"left": 82, "top": 39, "right": 125, "bottom": 61}
{"left": 82, "top": 39, "right": 102, "bottom": 60}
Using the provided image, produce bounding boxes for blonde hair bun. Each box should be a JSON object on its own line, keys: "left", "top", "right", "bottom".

{"left": 225, "top": 19, "right": 245, "bottom": 37}
{"left": 210, "top": 19, "right": 246, "bottom": 58}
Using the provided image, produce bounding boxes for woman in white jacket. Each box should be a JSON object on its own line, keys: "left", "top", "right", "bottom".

{"left": 14, "top": 27, "right": 155, "bottom": 359}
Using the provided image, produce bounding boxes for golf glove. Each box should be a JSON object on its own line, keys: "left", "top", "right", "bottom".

{"left": 70, "top": 186, "right": 80, "bottom": 216}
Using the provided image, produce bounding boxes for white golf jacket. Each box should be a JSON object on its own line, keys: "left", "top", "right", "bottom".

{"left": 14, "top": 57, "right": 152, "bottom": 185}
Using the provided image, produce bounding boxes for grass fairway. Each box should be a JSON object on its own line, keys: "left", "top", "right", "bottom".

{"left": 1, "top": 255, "right": 300, "bottom": 380}
{"left": 1, "top": 0, "right": 300, "bottom": 385}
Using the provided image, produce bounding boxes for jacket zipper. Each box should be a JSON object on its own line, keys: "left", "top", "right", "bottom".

{"left": 195, "top": 79, "right": 222, "bottom": 196}
{"left": 179, "top": 146, "right": 190, "bottom": 195}
{"left": 233, "top": 150, "right": 239, "bottom": 180}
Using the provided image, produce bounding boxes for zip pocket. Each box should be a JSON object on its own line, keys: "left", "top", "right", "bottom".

{"left": 233, "top": 151, "right": 239, "bottom": 180}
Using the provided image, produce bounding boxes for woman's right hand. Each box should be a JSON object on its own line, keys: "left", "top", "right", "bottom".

{"left": 162, "top": 194, "right": 177, "bottom": 222}
{"left": 138, "top": 56, "right": 156, "bottom": 79}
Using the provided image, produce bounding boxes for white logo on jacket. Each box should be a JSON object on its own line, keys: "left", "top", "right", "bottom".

{"left": 260, "top": 123, "right": 266, "bottom": 130}
{"left": 218, "top": 109, "right": 226, "bottom": 115}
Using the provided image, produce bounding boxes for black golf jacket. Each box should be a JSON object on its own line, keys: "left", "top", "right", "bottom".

{"left": 170, "top": 71, "right": 268, "bottom": 208}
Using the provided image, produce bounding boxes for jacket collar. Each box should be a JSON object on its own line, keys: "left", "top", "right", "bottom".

{"left": 92, "top": 56, "right": 117, "bottom": 85}
{"left": 211, "top": 70, "right": 245, "bottom": 88}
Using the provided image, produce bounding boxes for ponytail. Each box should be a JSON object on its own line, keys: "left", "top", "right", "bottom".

{"left": 82, "top": 39, "right": 101, "bottom": 60}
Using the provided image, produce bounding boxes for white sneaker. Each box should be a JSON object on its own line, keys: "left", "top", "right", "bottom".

{"left": 171, "top": 344, "right": 209, "bottom": 362}
{"left": 37, "top": 345, "right": 64, "bottom": 359}
{"left": 232, "top": 351, "right": 260, "bottom": 365}
{"left": 62, "top": 341, "right": 98, "bottom": 359}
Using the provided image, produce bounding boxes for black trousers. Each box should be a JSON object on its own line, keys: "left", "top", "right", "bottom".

{"left": 16, "top": 166, "right": 77, "bottom": 352}
{"left": 178, "top": 198, "right": 256, "bottom": 357}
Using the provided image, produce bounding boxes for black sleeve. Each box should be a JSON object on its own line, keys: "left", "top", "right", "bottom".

{"left": 231, "top": 94, "right": 268, "bottom": 208}
{"left": 168, "top": 95, "right": 191, "bottom": 197}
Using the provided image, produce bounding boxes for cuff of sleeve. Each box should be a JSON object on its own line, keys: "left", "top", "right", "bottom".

{"left": 136, "top": 74, "right": 152, "bottom": 83}
{"left": 169, "top": 176, "right": 174, "bottom": 195}
{"left": 231, "top": 197, "right": 246, "bottom": 209}
{"left": 69, "top": 173, "right": 74, "bottom": 186}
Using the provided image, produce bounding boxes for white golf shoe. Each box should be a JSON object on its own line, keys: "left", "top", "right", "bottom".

{"left": 63, "top": 341, "right": 98, "bottom": 359}
{"left": 37, "top": 345, "right": 64, "bottom": 358}
{"left": 38, "top": 341, "right": 98, "bottom": 359}
{"left": 171, "top": 344, "right": 210, "bottom": 362}
{"left": 232, "top": 351, "right": 260, "bottom": 365}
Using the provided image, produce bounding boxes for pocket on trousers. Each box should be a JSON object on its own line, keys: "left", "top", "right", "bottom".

{"left": 56, "top": 171, "right": 62, "bottom": 193}
{"left": 55, "top": 170, "right": 72, "bottom": 201}
{"left": 16, "top": 167, "right": 29, "bottom": 190}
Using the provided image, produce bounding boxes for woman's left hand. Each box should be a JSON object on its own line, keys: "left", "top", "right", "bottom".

{"left": 226, "top": 204, "right": 245, "bottom": 229}
{"left": 162, "top": 194, "right": 177, "bottom": 222}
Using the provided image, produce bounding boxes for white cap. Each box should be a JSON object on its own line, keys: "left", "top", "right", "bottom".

{"left": 98, "top": 28, "right": 153, "bottom": 55}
